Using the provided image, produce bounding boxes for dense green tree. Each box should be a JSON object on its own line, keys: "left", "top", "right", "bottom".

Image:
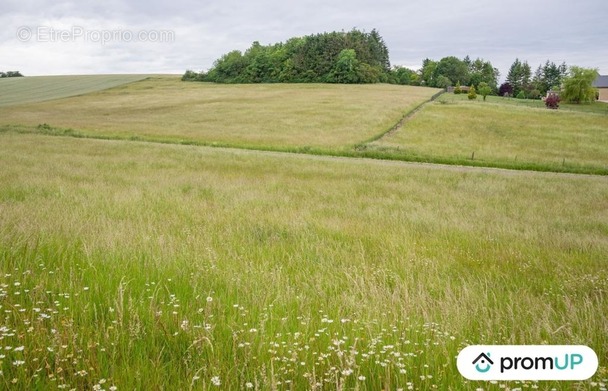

{"left": 191, "top": 29, "right": 391, "bottom": 84}
{"left": 435, "top": 75, "right": 452, "bottom": 89}
{"left": 531, "top": 60, "right": 568, "bottom": 95}
{"left": 561, "top": 66, "right": 599, "bottom": 103}
{"left": 468, "top": 57, "right": 499, "bottom": 91}
{"left": 433, "top": 56, "right": 470, "bottom": 87}
{"left": 390, "top": 66, "right": 416, "bottom": 85}
{"left": 329, "top": 49, "right": 360, "bottom": 83}
{"left": 420, "top": 58, "right": 437, "bottom": 86}
{"left": 506, "top": 58, "right": 531, "bottom": 97}
{"left": 0, "top": 71, "right": 24, "bottom": 77}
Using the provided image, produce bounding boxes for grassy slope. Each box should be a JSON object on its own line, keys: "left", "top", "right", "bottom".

{"left": 369, "top": 93, "right": 608, "bottom": 173}
{"left": 0, "top": 76, "right": 439, "bottom": 149}
{"left": 0, "top": 75, "right": 149, "bottom": 107}
{"left": 1, "top": 133, "right": 606, "bottom": 389}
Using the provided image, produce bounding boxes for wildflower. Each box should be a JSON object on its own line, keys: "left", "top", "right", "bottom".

{"left": 211, "top": 376, "right": 221, "bottom": 386}
{"left": 14, "top": 346, "right": 24, "bottom": 352}
{"left": 358, "top": 375, "right": 366, "bottom": 381}
{"left": 206, "top": 297, "right": 213, "bottom": 303}
{"left": 13, "top": 360, "right": 25, "bottom": 366}
{"left": 341, "top": 369, "right": 353, "bottom": 376}
{"left": 109, "top": 387, "right": 117, "bottom": 391}
{"left": 245, "top": 382, "right": 254, "bottom": 388}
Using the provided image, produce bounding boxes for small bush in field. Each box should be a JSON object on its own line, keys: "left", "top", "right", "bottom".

{"left": 545, "top": 93, "right": 560, "bottom": 109}
{"left": 468, "top": 85, "right": 477, "bottom": 100}
{"left": 516, "top": 91, "right": 526, "bottom": 99}
{"left": 529, "top": 89, "right": 541, "bottom": 100}
{"left": 499, "top": 82, "right": 513, "bottom": 97}
{"left": 454, "top": 81, "right": 462, "bottom": 94}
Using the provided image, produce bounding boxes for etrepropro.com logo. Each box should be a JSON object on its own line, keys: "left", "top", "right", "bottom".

{"left": 457, "top": 345, "right": 598, "bottom": 380}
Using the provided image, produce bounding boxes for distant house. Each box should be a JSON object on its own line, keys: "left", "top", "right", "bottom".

{"left": 593, "top": 75, "right": 608, "bottom": 102}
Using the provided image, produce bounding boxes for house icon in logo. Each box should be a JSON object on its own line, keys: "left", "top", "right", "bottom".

{"left": 472, "top": 352, "right": 494, "bottom": 373}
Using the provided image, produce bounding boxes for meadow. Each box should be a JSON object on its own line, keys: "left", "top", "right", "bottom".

{"left": 0, "top": 132, "right": 607, "bottom": 390}
{"left": 0, "top": 76, "right": 438, "bottom": 150}
{"left": 368, "top": 93, "right": 608, "bottom": 174}
{"left": 0, "top": 75, "right": 148, "bottom": 107}
{"left": 1, "top": 75, "right": 607, "bottom": 389}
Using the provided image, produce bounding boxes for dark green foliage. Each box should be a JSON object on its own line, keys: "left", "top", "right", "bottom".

{"left": 433, "top": 56, "right": 470, "bottom": 86}
{"left": 0, "top": 71, "right": 24, "bottom": 77}
{"left": 329, "top": 49, "right": 360, "bottom": 83}
{"left": 420, "top": 56, "right": 498, "bottom": 91}
{"left": 189, "top": 29, "right": 391, "bottom": 84}
{"left": 181, "top": 70, "right": 201, "bottom": 81}
{"left": 434, "top": 75, "right": 452, "bottom": 89}
{"left": 420, "top": 58, "right": 437, "bottom": 86}
{"left": 390, "top": 66, "right": 416, "bottom": 85}
{"left": 532, "top": 61, "right": 568, "bottom": 95}
{"left": 528, "top": 89, "right": 541, "bottom": 100}
{"left": 506, "top": 58, "right": 532, "bottom": 97}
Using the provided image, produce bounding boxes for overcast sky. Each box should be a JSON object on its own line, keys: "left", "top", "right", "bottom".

{"left": 2, "top": 0, "right": 607, "bottom": 80}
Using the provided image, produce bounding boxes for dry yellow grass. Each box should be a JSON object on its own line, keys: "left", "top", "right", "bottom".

{"left": 0, "top": 76, "right": 439, "bottom": 149}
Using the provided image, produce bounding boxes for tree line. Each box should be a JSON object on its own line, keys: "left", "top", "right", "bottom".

{"left": 184, "top": 29, "right": 393, "bottom": 84}
{"left": 184, "top": 30, "right": 600, "bottom": 104}
{"left": 0, "top": 71, "right": 24, "bottom": 78}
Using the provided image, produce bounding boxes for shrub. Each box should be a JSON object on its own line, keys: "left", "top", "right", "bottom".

{"left": 478, "top": 82, "right": 492, "bottom": 101}
{"left": 516, "top": 91, "right": 526, "bottom": 99}
{"left": 468, "top": 85, "right": 477, "bottom": 100}
{"left": 454, "top": 81, "right": 462, "bottom": 94}
{"left": 499, "top": 82, "right": 513, "bottom": 97}
{"left": 545, "top": 93, "right": 560, "bottom": 109}
{"left": 529, "top": 89, "right": 541, "bottom": 100}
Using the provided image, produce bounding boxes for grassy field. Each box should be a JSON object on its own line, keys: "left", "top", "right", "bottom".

{"left": 368, "top": 93, "right": 608, "bottom": 174}
{"left": 0, "top": 75, "right": 149, "bottom": 107}
{"left": 0, "top": 76, "right": 438, "bottom": 149}
{"left": 1, "top": 76, "right": 606, "bottom": 174}
{"left": 1, "top": 132, "right": 607, "bottom": 390}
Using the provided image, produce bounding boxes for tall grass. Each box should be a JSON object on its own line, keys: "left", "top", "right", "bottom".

{"left": 0, "top": 77, "right": 439, "bottom": 150}
{"left": 1, "top": 133, "right": 606, "bottom": 389}
{"left": 370, "top": 93, "right": 608, "bottom": 173}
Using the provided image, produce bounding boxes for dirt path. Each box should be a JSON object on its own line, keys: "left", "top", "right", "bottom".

{"left": 375, "top": 90, "right": 444, "bottom": 141}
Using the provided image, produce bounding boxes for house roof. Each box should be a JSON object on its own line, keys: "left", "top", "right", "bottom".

{"left": 593, "top": 75, "right": 608, "bottom": 88}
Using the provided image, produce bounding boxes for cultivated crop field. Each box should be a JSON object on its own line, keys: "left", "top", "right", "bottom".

{"left": 0, "top": 77, "right": 607, "bottom": 390}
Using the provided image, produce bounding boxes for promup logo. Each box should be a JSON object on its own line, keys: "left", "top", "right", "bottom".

{"left": 472, "top": 352, "right": 494, "bottom": 373}
{"left": 457, "top": 345, "right": 598, "bottom": 381}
